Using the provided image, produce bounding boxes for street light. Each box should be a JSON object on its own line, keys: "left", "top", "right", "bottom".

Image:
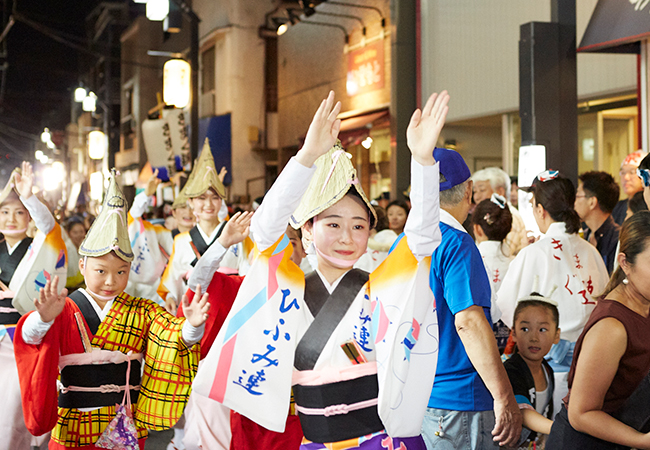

{"left": 88, "top": 130, "right": 106, "bottom": 160}
{"left": 82, "top": 92, "right": 97, "bottom": 112}
{"left": 146, "top": 0, "right": 170, "bottom": 21}
{"left": 74, "top": 87, "right": 87, "bottom": 103}
{"left": 163, "top": 59, "right": 191, "bottom": 108}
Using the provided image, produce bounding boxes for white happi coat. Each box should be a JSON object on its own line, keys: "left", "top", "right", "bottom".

{"left": 497, "top": 222, "right": 609, "bottom": 342}
{"left": 478, "top": 240, "right": 514, "bottom": 293}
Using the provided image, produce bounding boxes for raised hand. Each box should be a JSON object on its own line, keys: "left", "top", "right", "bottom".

{"left": 34, "top": 275, "right": 68, "bottom": 322}
{"left": 14, "top": 161, "right": 35, "bottom": 199}
{"left": 406, "top": 91, "right": 450, "bottom": 166}
{"left": 145, "top": 168, "right": 160, "bottom": 197}
{"left": 218, "top": 166, "right": 228, "bottom": 183}
{"left": 296, "top": 90, "right": 342, "bottom": 168}
{"left": 218, "top": 211, "right": 253, "bottom": 248}
{"left": 182, "top": 283, "right": 210, "bottom": 327}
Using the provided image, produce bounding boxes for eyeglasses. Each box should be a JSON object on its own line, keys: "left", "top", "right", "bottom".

{"left": 637, "top": 168, "right": 650, "bottom": 188}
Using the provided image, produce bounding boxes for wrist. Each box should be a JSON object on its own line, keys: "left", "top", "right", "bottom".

{"left": 412, "top": 154, "right": 435, "bottom": 166}
{"left": 295, "top": 149, "right": 318, "bottom": 168}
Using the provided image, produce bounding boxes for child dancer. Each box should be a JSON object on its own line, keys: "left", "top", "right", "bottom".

{"left": 13, "top": 170, "right": 210, "bottom": 449}
{"left": 191, "top": 90, "right": 447, "bottom": 449}
{"left": 1, "top": 162, "right": 68, "bottom": 449}
{"left": 472, "top": 194, "right": 514, "bottom": 352}
{"left": 504, "top": 290, "right": 560, "bottom": 447}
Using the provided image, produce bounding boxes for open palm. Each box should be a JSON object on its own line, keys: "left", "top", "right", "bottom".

{"left": 407, "top": 91, "right": 450, "bottom": 165}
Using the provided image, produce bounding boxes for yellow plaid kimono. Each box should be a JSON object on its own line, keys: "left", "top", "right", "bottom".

{"left": 15, "top": 292, "right": 200, "bottom": 448}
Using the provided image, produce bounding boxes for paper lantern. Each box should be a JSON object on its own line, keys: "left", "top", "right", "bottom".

{"left": 163, "top": 59, "right": 191, "bottom": 108}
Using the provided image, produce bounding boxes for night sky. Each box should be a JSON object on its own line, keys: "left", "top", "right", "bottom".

{"left": 0, "top": 0, "right": 101, "bottom": 172}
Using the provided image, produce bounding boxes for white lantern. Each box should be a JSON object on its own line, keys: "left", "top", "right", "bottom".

{"left": 163, "top": 59, "right": 191, "bottom": 108}
{"left": 88, "top": 130, "right": 106, "bottom": 160}
{"left": 40, "top": 128, "right": 51, "bottom": 143}
{"left": 74, "top": 87, "right": 87, "bottom": 102}
{"left": 146, "top": 0, "right": 169, "bottom": 21}
{"left": 89, "top": 172, "right": 104, "bottom": 201}
{"left": 83, "top": 92, "right": 97, "bottom": 112}
{"left": 35, "top": 150, "right": 43, "bottom": 160}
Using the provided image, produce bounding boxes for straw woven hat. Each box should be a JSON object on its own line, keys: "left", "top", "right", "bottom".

{"left": 79, "top": 169, "right": 134, "bottom": 262}
{"left": 291, "top": 142, "right": 376, "bottom": 229}
{"left": 181, "top": 138, "right": 226, "bottom": 199}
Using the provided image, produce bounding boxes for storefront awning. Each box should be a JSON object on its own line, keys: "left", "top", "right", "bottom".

{"left": 578, "top": 0, "right": 648, "bottom": 54}
{"left": 339, "top": 110, "right": 389, "bottom": 132}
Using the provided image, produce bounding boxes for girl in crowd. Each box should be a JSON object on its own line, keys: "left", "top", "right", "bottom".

{"left": 158, "top": 139, "right": 247, "bottom": 314}
{"left": 14, "top": 170, "right": 210, "bottom": 450}
{"left": 191, "top": 90, "right": 448, "bottom": 449}
{"left": 504, "top": 292, "right": 559, "bottom": 447}
{"left": 1, "top": 162, "right": 67, "bottom": 449}
{"left": 472, "top": 193, "right": 513, "bottom": 352}
{"left": 386, "top": 200, "right": 409, "bottom": 235}
{"left": 472, "top": 194, "right": 513, "bottom": 292}
{"left": 546, "top": 211, "right": 650, "bottom": 449}
{"left": 497, "top": 170, "right": 608, "bottom": 415}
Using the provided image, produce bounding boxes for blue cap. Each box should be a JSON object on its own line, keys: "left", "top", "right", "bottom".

{"left": 433, "top": 147, "right": 471, "bottom": 191}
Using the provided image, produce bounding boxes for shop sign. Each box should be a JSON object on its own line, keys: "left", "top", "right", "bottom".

{"left": 346, "top": 40, "right": 384, "bottom": 96}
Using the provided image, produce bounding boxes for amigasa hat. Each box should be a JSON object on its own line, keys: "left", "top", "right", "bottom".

{"left": 79, "top": 168, "right": 134, "bottom": 262}
{"left": 181, "top": 138, "right": 226, "bottom": 200}
{"left": 290, "top": 141, "right": 377, "bottom": 229}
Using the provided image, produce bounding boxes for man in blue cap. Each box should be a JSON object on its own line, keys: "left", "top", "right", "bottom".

{"left": 421, "top": 148, "right": 522, "bottom": 449}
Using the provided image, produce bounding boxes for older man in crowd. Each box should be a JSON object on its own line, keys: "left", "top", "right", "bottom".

{"left": 472, "top": 167, "right": 528, "bottom": 255}
{"left": 612, "top": 150, "right": 647, "bottom": 225}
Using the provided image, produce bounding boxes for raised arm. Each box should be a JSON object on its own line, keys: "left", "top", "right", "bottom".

{"left": 130, "top": 169, "right": 159, "bottom": 219}
{"left": 188, "top": 211, "right": 252, "bottom": 290}
{"left": 251, "top": 91, "right": 342, "bottom": 251}
{"left": 15, "top": 161, "right": 55, "bottom": 235}
{"left": 403, "top": 91, "right": 449, "bottom": 259}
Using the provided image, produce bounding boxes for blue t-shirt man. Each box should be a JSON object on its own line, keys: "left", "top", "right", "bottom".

{"left": 428, "top": 214, "right": 493, "bottom": 411}
{"left": 418, "top": 147, "right": 521, "bottom": 450}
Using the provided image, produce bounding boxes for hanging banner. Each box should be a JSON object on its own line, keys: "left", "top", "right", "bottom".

{"left": 346, "top": 40, "right": 385, "bottom": 97}
{"left": 142, "top": 118, "right": 174, "bottom": 181}
{"left": 163, "top": 108, "right": 192, "bottom": 170}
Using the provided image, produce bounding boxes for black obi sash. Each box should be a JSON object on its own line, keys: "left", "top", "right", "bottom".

{"left": 189, "top": 222, "right": 226, "bottom": 267}
{"left": 293, "top": 269, "right": 383, "bottom": 443}
{"left": 0, "top": 237, "right": 33, "bottom": 325}
{"left": 58, "top": 290, "right": 141, "bottom": 409}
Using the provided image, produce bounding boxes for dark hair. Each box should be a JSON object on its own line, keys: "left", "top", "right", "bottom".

{"left": 471, "top": 199, "right": 512, "bottom": 242}
{"left": 386, "top": 200, "right": 410, "bottom": 215}
{"left": 532, "top": 174, "right": 581, "bottom": 234}
{"left": 628, "top": 191, "right": 648, "bottom": 215}
{"left": 639, "top": 153, "right": 650, "bottom": 170}
{"left": 373, "top": 206, "right": 389, "bottom": 232}
{"left": 513, "top": 299, "right": 559, "bottom": 329}
{"left": 65, "top": 216, "right": 86, "bottom": 234}
{"left": 602, "top": 210, "right": 650, "bottom": 297}
{"left": 578, "top": 171, "right": 620, "bottom": 214}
